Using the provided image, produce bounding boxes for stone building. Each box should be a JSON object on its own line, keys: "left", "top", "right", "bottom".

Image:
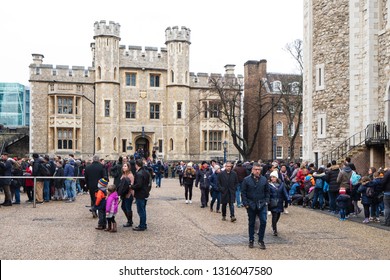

{"left": 244, "top": 60, "right": 302, "bottom": 162}
{"left": 303, "top": 0, "right": 390, "bottom": 172}
{"left": 29, "top": 20, "right": 240, "bottom": 161}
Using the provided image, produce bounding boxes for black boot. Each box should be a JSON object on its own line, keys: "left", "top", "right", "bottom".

{"left": 123, "top": 211, "right": 133, "bottom": 227}
{"left": 2, "top": 200, "right": 12, "bottom": 207}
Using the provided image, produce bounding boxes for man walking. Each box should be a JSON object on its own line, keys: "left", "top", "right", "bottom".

{"left": 131, "top": 159, "right": 150, "bottom": 231}
{"left": 241, "top": 163, "right": 270, "bottom": 250}
{"left": 195, "top": 161, "right": 212, "bottom": 208}
{"left": 218, "top": 161, "right": 239, "bottom": 221}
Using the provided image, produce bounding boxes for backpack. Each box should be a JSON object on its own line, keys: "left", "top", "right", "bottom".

{"left": 116, "top": 177, "right": 130, "bottom": 197}
{"left": 39, "top": 163, "right": 51, "bottom": 176}
{"left": 366, "top": 186, "right": 375, "bottom": 198}
{"left": 303, "top": 175, "right": 314, "bottom": 192}
{"left": 110, "top": 165, "right": 119, "bottom": 178}
{"left": 350, "top": 171, "right": 361, "bottom": 186}
{"left": 315, "top": 177, "right": 324, "bottom": 189}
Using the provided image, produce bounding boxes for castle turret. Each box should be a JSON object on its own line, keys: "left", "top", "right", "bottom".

{"left": 165, "top": 26, "right": 191, "bottom": 86}
{"left": 93, "top": 20, "right": 121, "bottom": 157}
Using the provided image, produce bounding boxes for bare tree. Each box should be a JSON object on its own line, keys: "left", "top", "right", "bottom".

{"left": 280, "top": 39, "right": 303, "bottom": 162}
{"left": 195, "top": 76, "right": 281, "bottom": 161}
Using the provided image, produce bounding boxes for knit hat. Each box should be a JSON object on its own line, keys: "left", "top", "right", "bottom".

{"left": 214, "top": 165, "right": 221, "bottom": 172}
{"left": 98, "top": 178, "right": 108, "bottom": 187}
{"left": 187, "top": 162, "right": 193, "bottom": 167}
{"left": 339, "top": 188, "right": 346, "bottom": 194}
{"left": 270, "top": 170, "right": 279, "bottom": 178}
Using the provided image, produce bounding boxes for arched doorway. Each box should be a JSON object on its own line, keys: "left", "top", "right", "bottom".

{"left": 135, "top": 137, "right": 150, "bottom": 158}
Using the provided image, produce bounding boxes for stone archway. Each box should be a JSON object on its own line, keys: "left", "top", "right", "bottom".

{"left": 135, "top": 136, "right": 150, "bottom": 159}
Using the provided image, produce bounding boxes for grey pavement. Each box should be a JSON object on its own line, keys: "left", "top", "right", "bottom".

{"left": 0, "top": 178, "right": 389, "bottom": 260}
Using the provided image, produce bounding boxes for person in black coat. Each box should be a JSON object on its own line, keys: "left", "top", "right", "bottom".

{"left": 241, "top": 162, "right": 270, "bottom": 250}
{"left": 218, "top": 161, "right": 239, "bottom": 222}
{"left": 84, "top": 155, "right": 106, "bottom": 218}
{"left": 326, "top": 160, "right": 341, "bottom": 213}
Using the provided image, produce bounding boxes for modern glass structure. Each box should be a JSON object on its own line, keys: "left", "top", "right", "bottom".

{"left": 0, "top": 83, "right": 30, "bottom": 126}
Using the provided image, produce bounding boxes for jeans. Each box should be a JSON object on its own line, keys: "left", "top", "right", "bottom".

{"left": 339, "top": 208, "right": 346, "bottom": 219}
{"left": 121, "top": 195, "right": 133, "bottom": 213}
{"left": 328, "top": 191, "right": 338, "bottom": 212}
{"left": 247, "top": 206, "right": 267, "bottom": 242}
{"left": 65, "top": 180, "right": 76, "bottom": 200}
{"left": 311, "top": 188, "right": 324, "bottom": 209}
{"left": 383, "top": 194, "right": 390, "bottom": 226}
{"left": 43, "top": 179, "right": 51, "bottom": 201}
{"left": 235, "top": 183, "right": 242, "bottom": 206}
{"left": 155, "top": 174, "right": 162, "bottom": 187}
{"left": 210, "top": 190, "right": 221, "bottom": 211}
{"left": 136, "top": 198, "right": 147, "bottom": 229}
{"left": 76, "top": 179, "right": 82, "bottom": 193}
{"left": 11, "top": 184, "right": 20, "bottom": 203}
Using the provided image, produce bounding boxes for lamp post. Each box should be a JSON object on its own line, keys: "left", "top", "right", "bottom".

{"left": 223, "top": 140, "right": 228, "bottom": 163}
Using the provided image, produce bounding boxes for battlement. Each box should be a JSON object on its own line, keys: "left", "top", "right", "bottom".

{"left": 189, "top": 69, "right": 243, "bottom": 87}
{"left": 94, "top": 20, "right": 120, "bottom": 38}
{"left": 165, "top": 26, "right": 191, "bottom": 44}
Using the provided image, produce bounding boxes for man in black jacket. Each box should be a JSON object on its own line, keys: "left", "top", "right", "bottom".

{"left": 84, "top": 155, "right": 106, "bottom": 218}
{"left": 218, "top": 161, "right": 239, "bottom": 222}
{"left": 0, "top": 152, "right": 13, "bottom": 206}
{"left": 131, "top": 159, "right": 150, "bottom": 231}
{"left": 241, "top": 162, "right": 270, "bottom": 250}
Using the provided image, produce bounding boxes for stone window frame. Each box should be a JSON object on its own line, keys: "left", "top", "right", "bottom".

{"left": 150, "top": 73, "right": 161, "bottom": 88}
{"left": 57, "top": 128, "right": 74, "bottom": 150}
{"left": 150, "top": 103, "right": 160, "bottom": 119}
{"left": 125, "top": 102, "right": 136, "bottom": 119}
{"left": 276, "top": 121, "right": 283, "bottom": 136}
{"left": 177, "top": 102, "right": 182, "bottom": 119}
{"left": 315, "top": 64, "right": 325, "bottom": 91}
{"left": 104, "top": 100, "right": 111, "bottom": 117}
{"left": 203, "top": 130, "right": 223, "bottom": 151}
{"left": 125, "top": 72, "right": 137, "bottom": 87}
{"left": 317, "top": 113, "right": 327, "bottom": 139}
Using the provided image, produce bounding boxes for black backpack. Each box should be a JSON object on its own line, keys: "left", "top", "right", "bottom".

{"left": 116, "top": 177, "right": 130, "bottom": 197}
{"left": 39, "top": 163, "right": 51, "bottom": 176}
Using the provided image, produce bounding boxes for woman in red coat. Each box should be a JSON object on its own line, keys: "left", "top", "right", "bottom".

{"left": 24, "top": 161, "right": 34, "bottom": 202}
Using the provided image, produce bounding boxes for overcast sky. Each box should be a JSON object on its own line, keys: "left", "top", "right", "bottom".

{"left": 1, "top": 0, "right": 303, "bottom": 86}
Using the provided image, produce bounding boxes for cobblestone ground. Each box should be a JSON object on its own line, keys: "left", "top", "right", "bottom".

{"left": 0, "top": 178, "right": 389, "bottom": 260}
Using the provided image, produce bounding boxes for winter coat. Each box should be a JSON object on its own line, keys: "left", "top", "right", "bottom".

{"left": 313, "top": 172, "right": 328, "bottom": 189}
{"left": 53, "top": 167, "right": 65, "bottom": 189}
{"left": 64, "top": 160, "right": 76, "bottom": 178}
{"left": 183, "top": 167, "right": 196, "bottom": 186}
{"left": 0, "top": 159, "right": 13, "bottom": 186}
{"left": 233, "top": 165, "right": 247, "bottom": 183}
{"left": 358, "top": 183, "right": 373, "bottom": 205}
{"left": 268, "top": 181, "right": 289, "bottom": 213}
{"left": 241, "top": 174, "right": 270, "bottom": 211}
{"left": 195, "top": 167, "right": 212, "bottom": 189}
{"left": 94, "top": 186, "right": 107, "bottom": 210}
{"left": 336, "top": 194, "right": 350, "bottom": 209}
{"left": 209, "top": 172, "right": 220, "bottom": 193}
{"left": 337, "top": 166, "right": 353, "bottom": 190}
{"left": 84, "top": 161, "right": 106, "bottom": 193}
{"left": 327, "top": 165, "right": 340, "bottom": 192}
{"left": 106, "top": 191, "right": 119, "bottom": 215}
{"left": 131, "top": 168, "right": 149, "bottom": 199}
{"left": 381, "top": 170, "right": 390, "bottom": 194}
{"left": 218, "top": 170, "right": 239, "bottom": 204}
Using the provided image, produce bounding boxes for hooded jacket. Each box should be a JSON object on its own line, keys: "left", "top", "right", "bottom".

{"left": 337, "top": 165, "right": 352, "bottom": 190}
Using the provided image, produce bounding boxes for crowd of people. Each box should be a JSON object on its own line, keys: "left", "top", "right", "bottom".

{"left": 1, "top": 151, "right": 390, "bottom": 250}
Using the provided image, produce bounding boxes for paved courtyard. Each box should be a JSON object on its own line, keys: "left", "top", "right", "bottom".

{"left": 0, "top": 177, "right": 389, "bottom": 260}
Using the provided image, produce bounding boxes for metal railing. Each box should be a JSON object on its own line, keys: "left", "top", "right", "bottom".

{"left": 1, "top": 176, "right": 85, "bottom": 208}
{"left": 319, "top": 122, "right": 389, "bottom": 166}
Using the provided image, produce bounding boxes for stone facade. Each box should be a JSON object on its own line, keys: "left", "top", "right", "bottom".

{"left": 303, "top": 0, "right": 390, "bottom": 168}
{"left": 29, "top": 21, "right": 240, "bottom": 161}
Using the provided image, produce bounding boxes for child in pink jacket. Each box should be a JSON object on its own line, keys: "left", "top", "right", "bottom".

{"left": 105, "top": 185, "right": 119, "bottom": 233}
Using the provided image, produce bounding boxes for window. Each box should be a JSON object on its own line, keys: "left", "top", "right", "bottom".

{"left": 316, "top": 64, "right": 325, "bottom": 90}
{"left": 150, "top": 74, "right": 160, "bottom": 87}
{"left": 52, "top": 69, "right": 57, "bottom": 76}
{"left": 125, "top": 102, "right": 136, "bottom": 119}
{"left": 150, "top": 103, "right": 160, "bottom": 119}
{"left": 57, "top": 128, "right": 73, "bottom": 150}
{"left": 170, "top": 138, "right": 174, "bottom": 151}
{"left": 317, "top": 113, "right": 326, "bottom": 138}
{"left": 75, "top": 98, "right": 79, "bottom": 115}
{"left": 105, "top": 100, "right": 110, "bottom": 117}
{"left": 58, "top": 97, "right": 73, "bottom": 114}
{"left": 204, "top": 131, "right": 222, "bottom": 151}
{"left": 276, "top": 121, "right": 283, "bottom": 136}
{"left": 291, "top": 81, "right": 300, "bottom": 94}
{"left": 122, "top": 139, "right": 127, "bottom": 153}
{"left": 272, "top": 81, "right": 282, "bottom": 92}
{"left": 209, "top": 102, "right": 220, "bottom": 118}
{"left": 276, "top": 146, "right": 283, "bottom": 159}
{"left": 84, "top": 70, "right": 89, "bottom": 77}
{"left": 126, "top": 73, "right": 136, "bottom": 86}
{"left": 276, "top": 102, "right": 283, "bottom": 112}
{"left": 177, "top": 102, "right": 182, "bottom": 119}
{"left": 35, "top": 68, "right": 40, "bottom": 75}
{"left": 68, "top": 70, "right": 73, "bottom": 77}
{"left": 299, "top": 146, "right": 303, "bottom": 158}
{"left": 171, "top": 70, "right": 174, "bottom": 83}
{"left": 158, "top": 139, "right": 163, "bottom": 153}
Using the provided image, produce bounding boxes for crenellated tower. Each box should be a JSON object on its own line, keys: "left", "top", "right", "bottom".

{"left": 164, "top": 26, "right": 191, "bottom": 160}
{"left": 92, "top": 20, "right": 121, "bottom": 157}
